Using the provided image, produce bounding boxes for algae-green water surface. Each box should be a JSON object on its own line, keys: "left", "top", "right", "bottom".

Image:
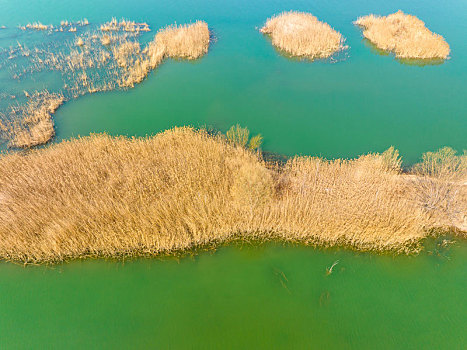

{"left": 1, "top": 241, "right": 466, "bottom": 349}
{"left": 0, "top": 0, "right": 466, "bottom": 348}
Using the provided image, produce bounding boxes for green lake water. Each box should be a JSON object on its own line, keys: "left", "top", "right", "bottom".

{"left": 0, "top": 0, "right": 466, "bottom": 348}
{"left": 1, "top": 241, "right": 466, "bottom": 349}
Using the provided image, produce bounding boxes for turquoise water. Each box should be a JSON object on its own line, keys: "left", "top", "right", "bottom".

{"left": 1, "top": 0, "right": 466, "bottom": 161}
{"left": 0, "top": 0, "right": 466, "bottom": 348}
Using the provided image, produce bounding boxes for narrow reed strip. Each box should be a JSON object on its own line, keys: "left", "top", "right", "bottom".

{"left": 0, "top": 127, "right": 464, "bottom": 263}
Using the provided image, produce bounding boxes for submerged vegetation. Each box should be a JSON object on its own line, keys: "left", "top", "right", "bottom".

{"left": 260, "top": 11, "right": 346, "bottom": 59}
{"left": 355, "top": 11, "right": 450, "bottom": 59}
{"left": 0, "top": 127, "right": 464, "bottom": 263}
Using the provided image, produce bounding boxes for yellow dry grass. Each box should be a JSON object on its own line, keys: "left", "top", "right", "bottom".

{"left": 0, "top": 127, "right": 464, "bottom": 263}
{"left": 112, "top": 41, "right": 141, "bottom": 67}
{"left": 100, "top": 18, "right": 150, "bottom": 33}
{"left": 260, "top": 11, "right": 345, "bottom": 59}
{"left": 408, "top": 147, "right": 467, "bottom": 232}
{"left": 0, "top": 21, "right": 210, "bottom": 146}
{"left": 355, "top": 10, "right": 450, "bottom": 59}
{"left": 19, "top": 22, "right": 53, "bottom": 31}
{"left": 120, "top": 21, "right": 210, "bottom": 87}
{"left": 155, "top": 21, "right": 210, "bottom": 59}
{"left": 1, "top": 91, "right": 64, "bottom": 148}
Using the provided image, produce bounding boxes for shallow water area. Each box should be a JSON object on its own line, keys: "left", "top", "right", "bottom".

{"left": 0, "top": 239, "right": 466, "bottom": 348}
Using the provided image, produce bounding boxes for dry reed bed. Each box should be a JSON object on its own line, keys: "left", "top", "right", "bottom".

{"left": 0, "top": 127, "right": 464, "bottom": 263}
{"left": 260, "top": 11, "right": 345, "bottom": 59}
{"left": 121, "top": 21, "right": 210, "bottom": 87}
{"left": 0, "top": 91, "right": 64, "bottom": 148}
{"left": 0, "top": 21, "right": 209, "bottom": 147}
{"left": 355, "top": 11, "right": 450, "bottom": 59}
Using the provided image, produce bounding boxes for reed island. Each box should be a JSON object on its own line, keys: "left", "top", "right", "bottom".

{"left": 0, "top": 126, "right": 465, "bottom": 263}
{"left": 260, "top": 11, "right": 346, "bottom": 59}
{"left": 355, "top": 10, "right": 450, "bottom": 59}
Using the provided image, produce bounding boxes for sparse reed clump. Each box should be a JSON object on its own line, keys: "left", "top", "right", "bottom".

{"left": 1, "top": 91, "right": 64, "bottom": 148}
{"left": 19, "top": 22, "right": 53, "bottom": 31}
{"left": 60, "top": 19, "right": 89, "bottom": 28}
{"left": 260, "top": 11, "right": 345, "bottom": 59}
{"left": 100, "top": 18, "right": 150, "bottom": 33}
{"left": 354, "top": 10, "right": 450, "bottom": 59}
{"left": 0, "top": 127, "right": 464, "bottom": 263}
{"left": 112, "top": 41, "right": 141, "bottom": 67}
{"left": 101, "top": 34, "right": 112, "bottom": 46}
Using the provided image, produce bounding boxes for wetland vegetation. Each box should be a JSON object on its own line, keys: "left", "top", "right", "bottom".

{"left": 0, "top": 0, "right": 466, "bottom": 348}
{"left": 0, "top": 126, "right": 464, "bottom": 263}
{"left": 260, "top": 11, "right": 346, "bottom": 59}
{"left": 355, "top": 10, "right": 450, "bottom": 59}
{"left": 0, "top": 19, "right": 210, "bottom": 148}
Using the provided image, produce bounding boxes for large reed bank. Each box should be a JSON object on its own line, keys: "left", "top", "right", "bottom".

{"left": 260, "top": 11, "right": 345, "bottom": 59}
{"left": 0, "top": 127, "right": 465, "bottom": 263}
{"left": 355, "top": 11, "right": 450, "bottom": 59}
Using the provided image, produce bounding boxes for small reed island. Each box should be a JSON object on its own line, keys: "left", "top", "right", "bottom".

{"left": 355, "top": 10, "right": 450, "bottom": 59}
{"left": 260, "top": 11, "right": 346, "bottom": 59}
{"left": 0, "top": 126, "right": 465, "bottom": 263}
